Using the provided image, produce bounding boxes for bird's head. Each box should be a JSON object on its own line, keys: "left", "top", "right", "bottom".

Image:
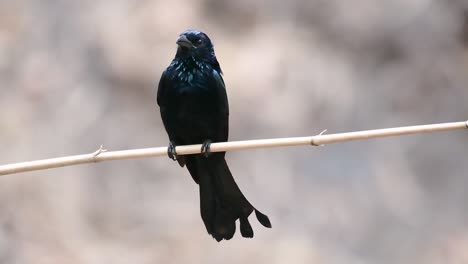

{"left": 175, "top": 30, "right": 217, "bottom": 63}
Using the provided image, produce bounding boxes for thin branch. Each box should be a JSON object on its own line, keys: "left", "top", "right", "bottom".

{"left": 1, "top": 120, "right": 467, "bottom": 176}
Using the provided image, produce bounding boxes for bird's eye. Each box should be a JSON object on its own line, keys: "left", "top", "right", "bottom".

{"left": 196, "top": 39, "right": 203, "bottom": 45}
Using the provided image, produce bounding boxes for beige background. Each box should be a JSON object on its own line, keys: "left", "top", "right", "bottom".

{"left": 1, "top": 0, "right": 468, "bottom": 263}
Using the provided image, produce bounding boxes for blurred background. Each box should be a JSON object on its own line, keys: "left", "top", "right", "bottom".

{"left": 0, "top": 0, "right": 468, "bottom": 263}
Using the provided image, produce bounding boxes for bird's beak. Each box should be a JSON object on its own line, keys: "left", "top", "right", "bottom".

{"left": 176, "top": 34, "right": 195, "bottom": 49}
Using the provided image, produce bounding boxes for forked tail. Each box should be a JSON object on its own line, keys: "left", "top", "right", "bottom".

{"left": 192, "top": 155, "right": 271, "bottom": 241}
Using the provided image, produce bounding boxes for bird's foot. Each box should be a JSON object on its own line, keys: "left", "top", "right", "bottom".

{"left": 167, "top": 141, "right": 178, "bottom": 161}
{"left": 201, "top": 140, "right": 212, "bottom": 158}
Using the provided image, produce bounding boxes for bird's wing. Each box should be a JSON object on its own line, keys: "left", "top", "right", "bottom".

{"left": 211, "top": 69, "right": 229, "bottom": 142}
{"left": 157, "top": 70, "right": 174, "bottom": 142}
{"left": 156, "top": 70, "right": 168, "bottom": 107}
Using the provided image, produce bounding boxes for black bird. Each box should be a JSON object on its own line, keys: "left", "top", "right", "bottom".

{"left": 157, "top": 30, "right": 271, "bottom": 241}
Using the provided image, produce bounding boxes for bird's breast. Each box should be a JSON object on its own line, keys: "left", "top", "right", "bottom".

{"left": 165, "top": 61, "right": 221, "bottom": 117}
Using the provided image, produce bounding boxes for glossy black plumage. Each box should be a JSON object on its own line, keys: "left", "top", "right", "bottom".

{"left": 157, "top": 30, "right": 271, "bottom": 241}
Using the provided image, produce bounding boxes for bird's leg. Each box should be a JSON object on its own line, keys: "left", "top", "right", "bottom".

{"left": 167, "top": 141, "right": 178, "bottom": 161}
{"left": 201, "top": 139, "right": 212, "bottom": 158}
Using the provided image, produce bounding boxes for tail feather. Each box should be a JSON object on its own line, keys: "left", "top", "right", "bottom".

{"left": 255, "top": 209, "right": 272, "bottom": 228}
{"left": 239, "top": 217, "right": 253, "bottom": 238}
{"left": 191, "top": 154, "right": 270, "bottom": 241}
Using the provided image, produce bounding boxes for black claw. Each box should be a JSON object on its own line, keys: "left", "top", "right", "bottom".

{"left": 201, "top": 140, "right": 212, "bottom": 157}
{"left": 167, "top": 141, "right": 178, "bottom": 161}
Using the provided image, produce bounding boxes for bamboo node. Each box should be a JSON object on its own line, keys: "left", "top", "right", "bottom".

{"left": 311, "top": 129, "right": 328, "bottom": 146}
{"left": 92, "top": 145, "right": 107, "bottom": 158}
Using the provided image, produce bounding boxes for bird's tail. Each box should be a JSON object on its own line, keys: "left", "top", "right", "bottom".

{"left": 195, "top": 155, "right": 271, "bottom": 241}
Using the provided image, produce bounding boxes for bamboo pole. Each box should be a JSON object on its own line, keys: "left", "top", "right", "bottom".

{"left": 0, "top": 120, "right": 466, "bottom": 176}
